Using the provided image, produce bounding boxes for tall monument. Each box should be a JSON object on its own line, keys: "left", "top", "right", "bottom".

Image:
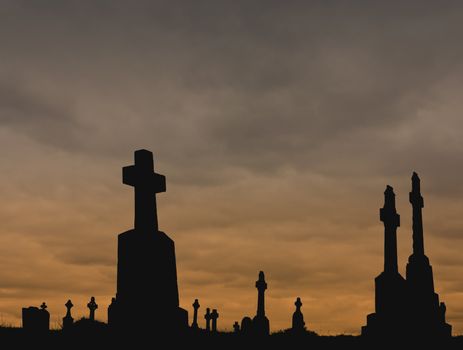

{"left": 110, "top": 150, "right": 188, "bottom": 332}
{"left": 362, "top": 174, "right": 451, "bottom": 339}
{"left": 252, "top": 271, "right": 270, "bottom": 336}
{"left": 405, "top": 172, "right": 451, "bottom": 337}
{"left": 362, "top": 186, "right": 407, "bottom": 336}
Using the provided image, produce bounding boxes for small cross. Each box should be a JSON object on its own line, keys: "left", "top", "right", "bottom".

{"left": 211, "top": 309, "right": 219, "bottom": 332}
{"left": 233, "top": 321, "right": 240, "bottom": 333}
{"left": 40, "top": 302, "right": 47, "bottom": 311}
{"left": 65, "top": 299, "right": 74, "bottom": 318}
{"left": 204, "top": 308, "right": 211, "bottom": 331}
{"left": 192, "top": 299, "right": 200, "bottom": 329}
{"left": 295, "top": 297, "right": 302, "bottom": 310}
{"left": 87, "top": 296, "right": 98, "bottom": 321}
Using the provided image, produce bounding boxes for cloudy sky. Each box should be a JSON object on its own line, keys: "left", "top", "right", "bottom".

{"left": 1, "top": 0, "right": 463, "bottom": 334}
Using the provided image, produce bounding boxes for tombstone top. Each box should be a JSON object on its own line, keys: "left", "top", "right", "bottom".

{"left": 256, "top": 271, "right": 267, "bottom": 291}
{"left": 211, "top": 309, "right": 219, "bottom": 319}
{"left": 295, "top": 297, "right": 302, "bottom": 309}
{"left": 123, "top": 149, "right": 166, "bottom": 232}
{"left": 193, "top": 299, "right": 200, "bottom": 309}
{"left": 87, "top": 297, "right": 98, "bottom": 310}
{"left": 65, "top": 300, "right": 74, "bottom": 310}
{"left": 40, "top": 302, "right": 47, "bottom": 310}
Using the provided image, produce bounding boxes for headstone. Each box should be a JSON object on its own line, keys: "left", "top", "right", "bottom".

{"left": 108, "top": 297, "right": 118, "bottom": 326}
{"left": 22, "top": 302, "right": 49, "bottom": 333}
{"left": 252, "top": 271, "right": 270, "bottom": 336}
{"left": 204, "top": 308, "right": 211, "bottom": 331}
{"left": 211, "top": 309, "right": 219, "bottom": 332}
{"left": 191, "top": 299, "right": 200, "bottom": 329}
{"left": 63, "top": 299, "right": 74, "bottom": 330}
{"left": 111, "top": 150, "right": 188, "bottom": 333}
{"left": 87, "top": 297, "right": 98, "bottom": 321}
{"left": 233, "top": 321, "right": 240, "bottom": 333}
{"left": 241, "top": 317, "right": 252, "bottom": 335}
{"left": 291, "top": 297, "right": 305, "bottom": 333}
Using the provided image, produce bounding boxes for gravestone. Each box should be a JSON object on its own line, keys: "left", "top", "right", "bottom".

{"left": 204, "top": 308, "right": 211, "bottom": 331}
{"left": 107, "top": 297, "right": 117, "bottom": 326}
{"left": 291, "top": 297, "right": 305, "bottom": 333}
{"left": 241, "top": 317, "right": 252, "bottom": 335}
{"left": 252, "top": 271, "right": 270, "bottom": 336}
{"left": 22, "top": 302, "right": 49, "bottom": 333}
{"left": 233, "top": 321, "right": 240, "bottom": 333}
{"left": 63, "top": 299, "right": 74, "bottom": 330}
{"left": 211, "top": 309, "right": 219, "bottom": 332}
{"left": 87, "top": 297, "right": 98, "bottom": 321}
{"left": 110, "top": 150, "right": 188, "bottom": 333}
{"left": 191, "top": 299, "right": 200, "bottom": 329}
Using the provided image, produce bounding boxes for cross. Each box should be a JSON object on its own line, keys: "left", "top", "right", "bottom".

{"left": 204, "top": 308, "right": 211, "bottom": 331}
{"left": 191, "top": 299, "right": 200, "bottom": 329}
{"left": 40, "top": 302, "right": 47, "bottom": 311}
{"left": 295, "top": 297, "right": 302, "bottom": 310}
{"left": 87, "top": 297, "right": 98, "bottom": 321}
{"left": 211, "top": 309, "right": 219, "bottom": 332}
{"left": 123, "top": 150, "right": 166, "bottom": 232}
{"left": 65, "top": 299, "right": 74, "bottom": 318}
{"left": 233, "top": 321, "right": 240, "bottom": 333}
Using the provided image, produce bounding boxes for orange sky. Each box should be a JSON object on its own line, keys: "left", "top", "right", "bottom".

{"left": 1, "top": 1, "right": 463, "bottom": 335}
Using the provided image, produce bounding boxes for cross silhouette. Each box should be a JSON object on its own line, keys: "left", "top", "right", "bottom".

{"left": 123, "top": 149, "right": 166, "bottom": 232}
{"left": 87, "top": 297, "right": 98, "bottom": 321}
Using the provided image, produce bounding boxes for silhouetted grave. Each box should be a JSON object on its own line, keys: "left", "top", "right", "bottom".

{"left": 191, "top": 299, "right": 200, "bottom": 329}
{"left": 107, "top": 297, "right": 117, "bottom": 327}
{"left": 241, "top": 316, "right": 252, "bottom": 335}
{"left": 205, "top": 308, "right": 212, "bottom": 331}
{"left": 291, "top": 297, "right": 305, "bottom": 333}
{"left": 62, "top": 299, "right": 74, "bottom": 330}
{"left": 87, "top": 297, "right": 98, "bottom": 321}
{"left": 253, "top": 271, "right": 270, "bottom": 336}
{"left": 233, "top": 321, "right": 240, "bottom": 333}
{"left": 109, "top": 150, "right": 188, "bottom": 333}
{"left": 211, "top": 309, "right": 219, "bottom": 332}
{"left": 362, "top": 173, "right": 452, "bottom": 339}
{"left": 22, "top": 302, "right": 49, "bottom": 333}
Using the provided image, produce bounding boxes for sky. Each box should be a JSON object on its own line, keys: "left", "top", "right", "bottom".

{"left": 1, "top": 0, "right": 463, "bottom": 334}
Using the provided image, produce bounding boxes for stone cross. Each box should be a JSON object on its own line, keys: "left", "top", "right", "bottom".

{"left": 87, "top": 296, "right": 98, "bottom": 321}
{"left": 40, "top": 302, "right": 47, "bottom": 311}
{"left": 211, "top": 309, "right": 219, "bottom": 332}
{"left": 233, "top": 321, "right": 240, "bottom": 333}
{"left": 191, "top": 299, "right": 200, "bottom": 329}
{"left": 292, "top": 297, "right": 305, "bottom": 332}
{"left": 256, "top": 271, "right": 267, "bottom": 317}
{"left": 65, "top": 299, "right": 74, "bottom": 318}
{"left": 204, "top": 308, "right": 211, "bottom": 331}
{"left": 123, "top": 149, "right": 166, "bottom": 232}
{"left": 63, "top": 299, "right": 74, "bottom": 330}
{"left": 380, "top": 185, "right": 400, "bottom": 274}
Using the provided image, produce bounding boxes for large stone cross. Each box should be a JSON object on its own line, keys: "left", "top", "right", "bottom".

{"left": 123, "top": 150, "right": 166, "bottom": 232}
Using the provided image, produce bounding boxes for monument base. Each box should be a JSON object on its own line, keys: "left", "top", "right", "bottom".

{"left": 111, "top": 229, "right": 189, "bottom": 333}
